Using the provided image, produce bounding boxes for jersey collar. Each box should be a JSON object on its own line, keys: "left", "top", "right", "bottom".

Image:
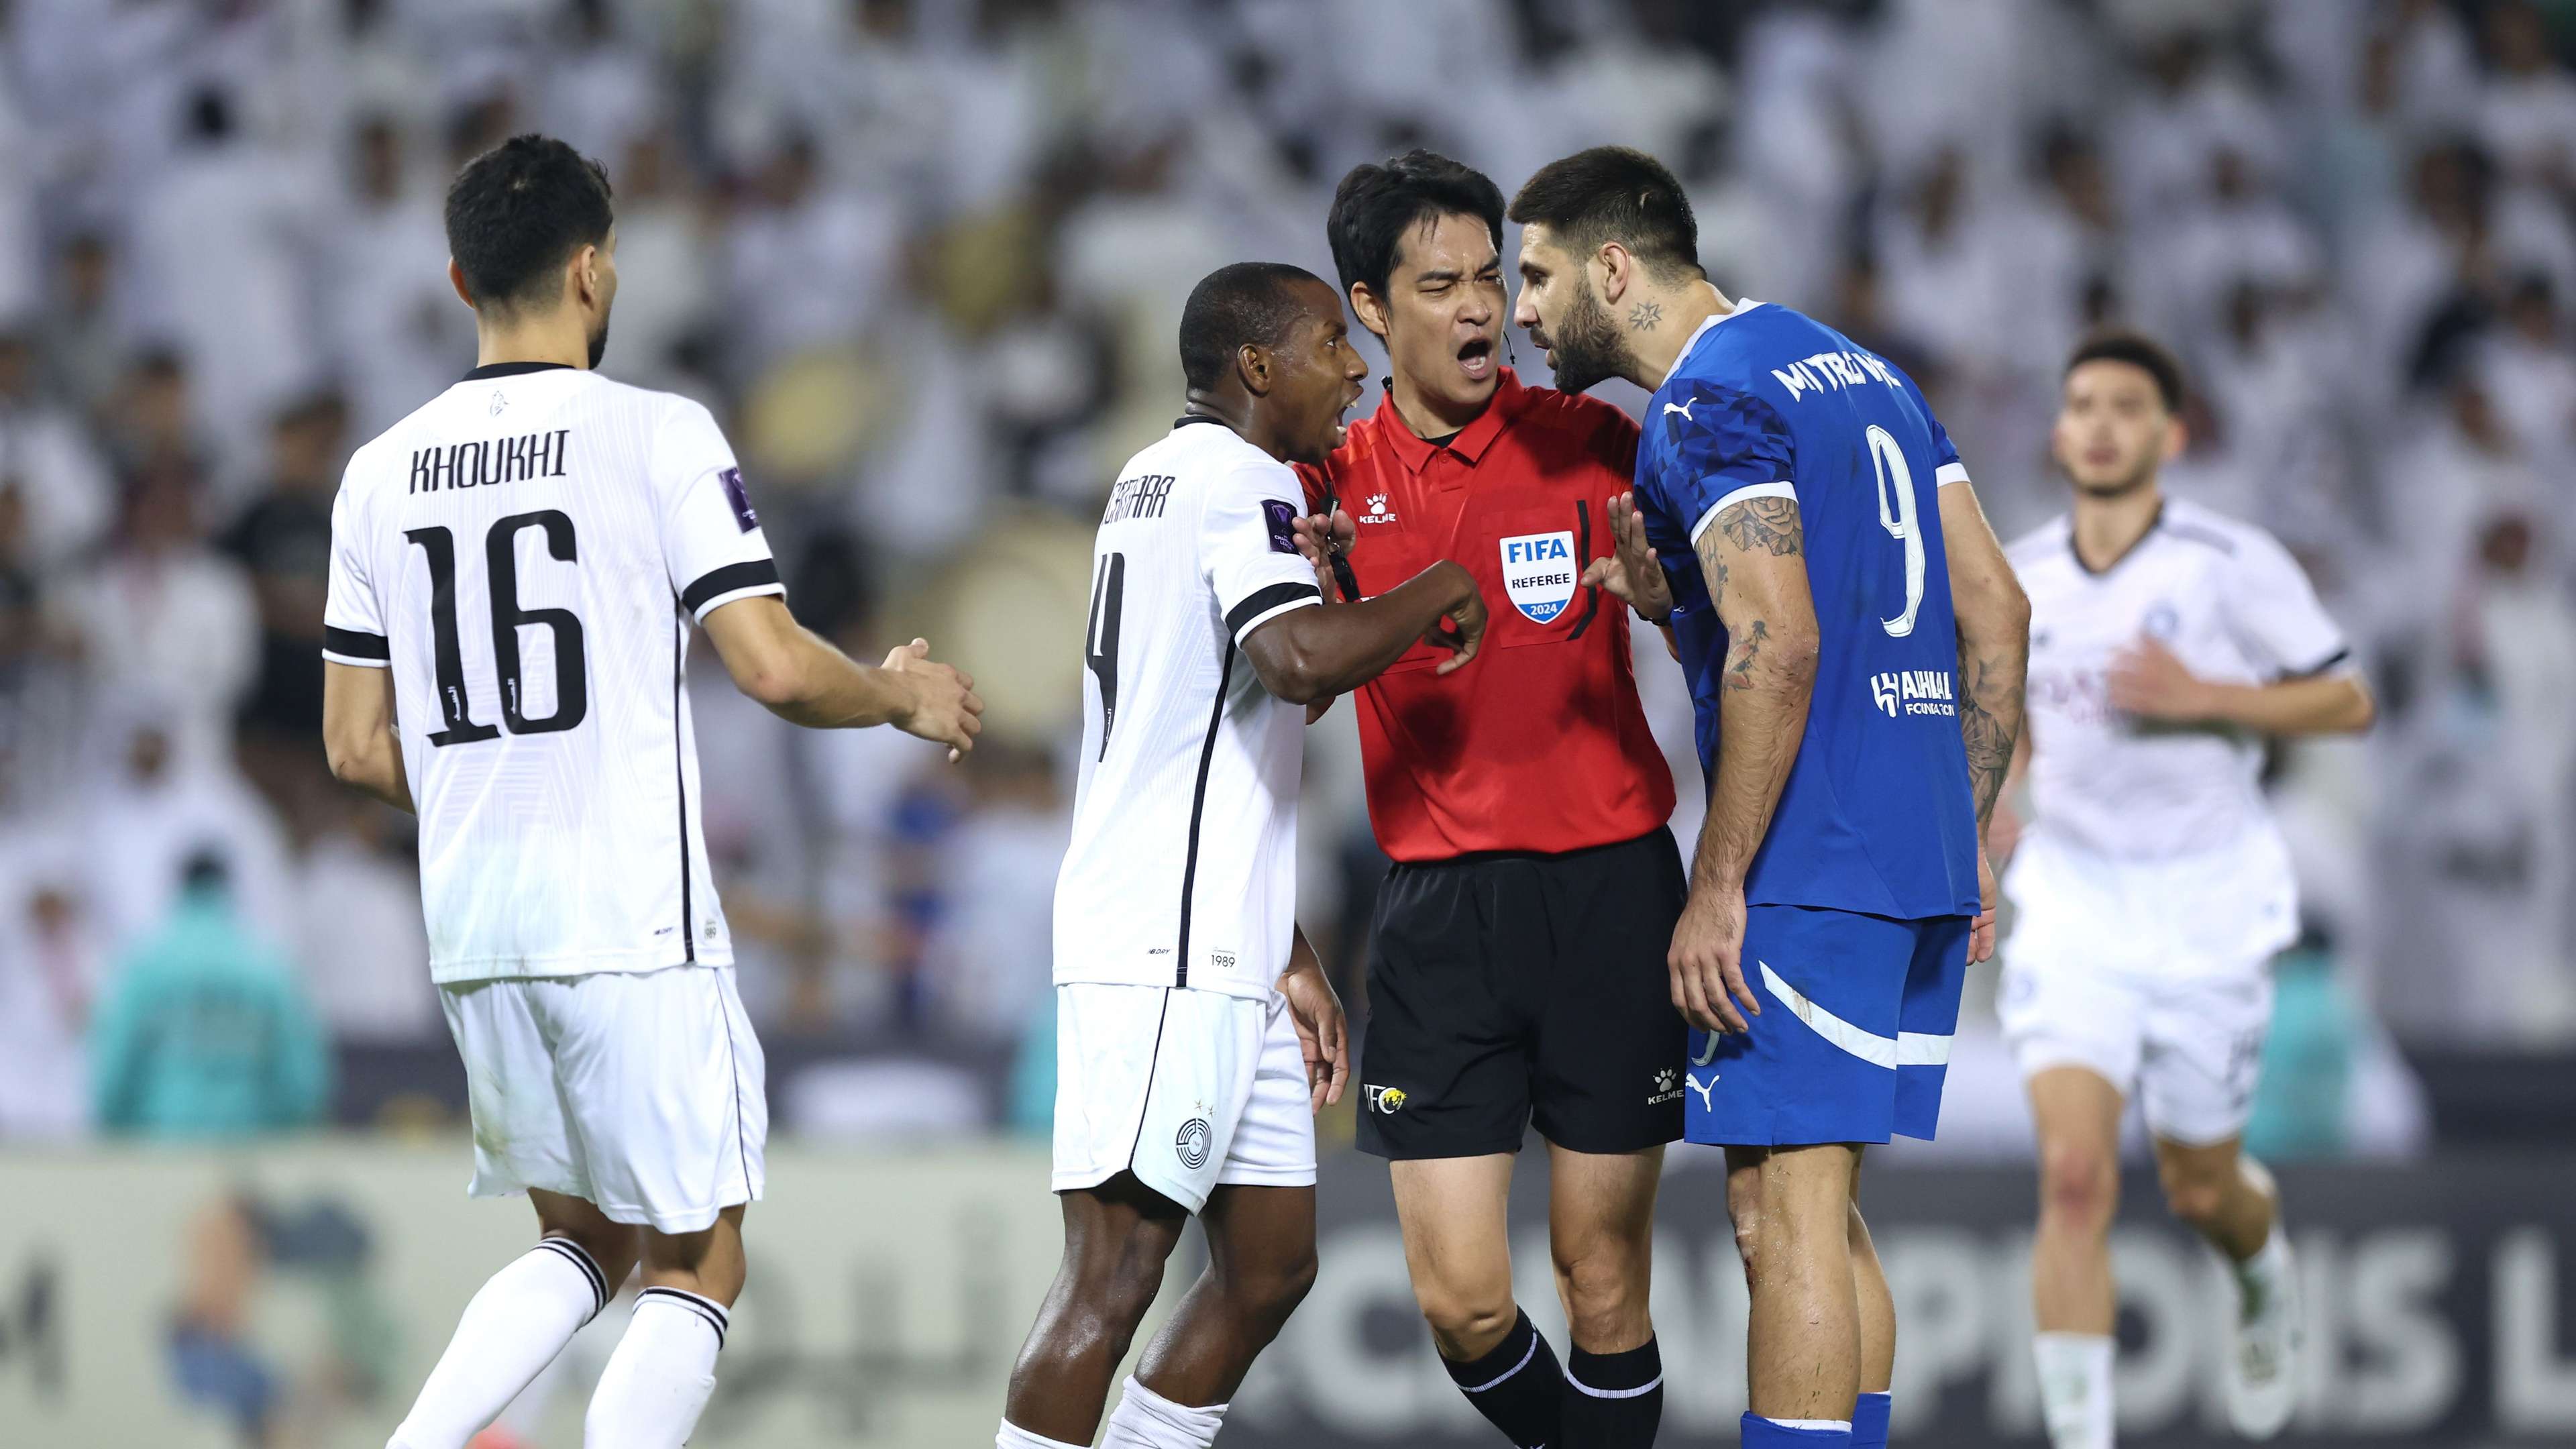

{"left": 1374, "top": 367, "right": 1526, "bottom": 476}
{"left": 462, "top": 361, "right": 576, "bottom": 381}
{"left": 2071, "top": 500, "right": 2165, "bottom": 577}
{"left": 1656, "top": 295, "right": 1764, "bottom": 391}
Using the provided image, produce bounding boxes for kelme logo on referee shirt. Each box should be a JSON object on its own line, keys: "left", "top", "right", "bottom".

{"left": 1500, "top": 531, "right": 1577, "bottom": 624}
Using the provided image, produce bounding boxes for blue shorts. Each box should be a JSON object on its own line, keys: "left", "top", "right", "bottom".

{"left": 1682, "top": 905, "right": 1970, "bottom": 1147}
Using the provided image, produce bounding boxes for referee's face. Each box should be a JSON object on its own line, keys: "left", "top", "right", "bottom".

{"left": 1375, "top": 211, "right": 1505, "bottom": 413}
{"left": 1271, "top": 278, "right": 1370, "bottom": 465}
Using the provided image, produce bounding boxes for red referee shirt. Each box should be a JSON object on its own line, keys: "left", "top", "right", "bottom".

{"left": 1297, "top": 369, "right": 1675, "bottom": 862}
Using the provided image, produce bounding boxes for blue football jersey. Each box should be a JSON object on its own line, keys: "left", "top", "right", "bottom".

{"left": 1635, "top": 302, "right": 1979, "bottom": 921}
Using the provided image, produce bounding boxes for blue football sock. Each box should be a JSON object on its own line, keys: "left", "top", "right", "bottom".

{"left": 1852, "top": 1392, "right": 1891, "bottom": 1448}
{"left": 1740, "top": 1411, "right": 1855, "bottom": 1446}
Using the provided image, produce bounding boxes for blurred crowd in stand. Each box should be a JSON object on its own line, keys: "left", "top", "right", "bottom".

{"left": 0, "top": 0, "right": 2569, "bottom": 1152}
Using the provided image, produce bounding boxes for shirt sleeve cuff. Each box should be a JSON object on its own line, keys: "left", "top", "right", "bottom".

{"left": 681, "top": 559, "right": 786, "bottom": 622}
{"left": 2280, "top": 643, "right": 2353, "bottom": 679}
{"left": 1935, "top": 460, "right": 1970, "bottom": 487}
{"left": 322, "top": 626, "right": 390, "bottom": 667}
{"left": 1688, "top": 481, "right": 1797, "bottom": 546}
{"left": 1226, "top": 582, "right": 1322, "bottom": 646}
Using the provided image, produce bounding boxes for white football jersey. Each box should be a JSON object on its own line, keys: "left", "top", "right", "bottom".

{"left": 323, "top": 363, "right": 786, "bottom": 983}
{"left": 2009, "top": 496, "right": 2349, "bottom": 867}
{"left": 1053, "top": 418, "right": 1324, "bottom": 1002}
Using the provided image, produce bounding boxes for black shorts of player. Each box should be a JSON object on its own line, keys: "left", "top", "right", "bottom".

{"left": 1357, "top": 829, "right": 1688, "bottom": 1159}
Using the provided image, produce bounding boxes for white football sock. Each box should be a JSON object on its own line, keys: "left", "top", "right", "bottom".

{"left": 2235, "top": 1224, "right": 2290, "bottom": 1301}
{"left": 388, "top": 1238, "right": 607, "bottom": 1449}
{"left": 996, "top": 1421, "right": 1090, "bottom": 1448}
{"left": 584, "top": 1287, "right": 727, "bottom": 1449}
{"left": 2034, "top": 1332, "right": 2114, "bottom": 1449}
{"left": 1102, "top": 1376, "right": 1228, "bottom": 1448}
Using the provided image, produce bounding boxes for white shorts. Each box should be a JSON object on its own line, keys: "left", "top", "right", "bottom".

{"left": 1051, "top": 983, "right": 1318, "bottom": 1214}
{"left": 441, "top": 965, "right": 767, "bottom": 1233}
{"left": 1997, "top": 958, "right": 2273, "bottom": 1146}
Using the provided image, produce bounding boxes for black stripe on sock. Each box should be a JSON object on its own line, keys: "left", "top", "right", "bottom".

{"left": 639, "top": 1286, "right": 730, "bottom": 1348}
{"left": 535, "top": 1238, "right": 608, "bottom": 1318}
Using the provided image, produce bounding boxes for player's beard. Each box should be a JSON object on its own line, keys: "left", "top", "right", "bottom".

{"left": 2072, "top": 458, "right": 2157, "bottom": 498}
{"left": 1542, "top": 280, "right": 1629, "bottom": 396}
{"left": 586, "top": 313, "right": 610, "bottom": 370}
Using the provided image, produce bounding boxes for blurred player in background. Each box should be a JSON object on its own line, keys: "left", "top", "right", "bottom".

{"left": 998, "top": 262, "right": 1489, "bottom": 1449}
{"left": 1996, "top": 333, "right": 2375, "bottom": 1448}
{"left": 1291, "top": 150, "right": 1682, "bottom": 1449}
{"left": 321, "top": 134, "right": 980, "bottom": 1449}
{"left": 1509, "top": 146, "right": 2029, "bottom": 1449}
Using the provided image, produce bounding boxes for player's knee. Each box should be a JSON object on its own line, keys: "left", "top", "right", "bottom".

{"left": 2037, "top": 1143, "right": 2118, "bottom": 1234}
{"left": 1234, "top": 1241, "right": 1318, "bottom": 1327}
{"left": 2159, "top": 1164, "right": 2231, "bottom": 1231}
{"left": 1071, "top": 1244, "right": 1170, "bottom": 1329}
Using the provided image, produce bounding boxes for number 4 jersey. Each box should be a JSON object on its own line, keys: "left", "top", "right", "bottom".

{"left": 1054, "top": 417, "right": 1324, "bottom": 1002}
{"left": 1635, "top": 301, "right": 1980, "bottom": 921}
{"left": 323, "top": 362, "right": 785, "bottom": 982}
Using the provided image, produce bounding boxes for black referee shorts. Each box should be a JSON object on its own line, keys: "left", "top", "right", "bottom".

{"left": 1356, "top": 829, "right": 1688, "bottom": 1159}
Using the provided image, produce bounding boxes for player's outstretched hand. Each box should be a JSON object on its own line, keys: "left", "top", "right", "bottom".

{"left": 1426, "top": 566, "right": 1489, "bottom": 676}
{"left": 1578, "top": 491, "right": 1674, "bottom": 623}
{"left": 1670, "top": 877, "right": 1759, "bottom": 1034}
{"left": 1279, "top": 957, "right": 1349, "bottom": 1113}
{"left": 1969, "top": 845, "right": 1998, "bottom": 965}
{"left": 884, "top": 637, "right": 983, "bottom": 762}
{"left": 1293, "top": 507, "right": 1358, "bottom": 602}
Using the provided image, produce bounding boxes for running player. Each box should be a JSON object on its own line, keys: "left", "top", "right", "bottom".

{"left": 997, "top": 262, "right": 1489, "bottom": 1449}
{"left": 321, "top": 135, "right": 981, "bottom": 1449}
{"left": 1292, "top": 150, "right": 1682, "bottom": 1449}
{"left": 2000, "top": 331, "right": 2373, "bottom": 1448}
{"left": 1509, "top": 146, "right": 2030, "bottom": 1449}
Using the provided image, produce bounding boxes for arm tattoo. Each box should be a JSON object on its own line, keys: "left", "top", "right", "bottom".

{"left": 1957, "top": 653, "right": 2015, "bottom": 822}
{"left": 1718, "top": 496, "right": 1803, "bottom": 556}
{"left": 1626, "top": 299, "right": 1664, "bottom": 331}
{"left": 1723, "top": 619, "right": 1768, "bottom": 692}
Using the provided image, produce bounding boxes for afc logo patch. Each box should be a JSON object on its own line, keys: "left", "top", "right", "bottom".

{"left": 1499, "top": 531, "right": 1577, "bottom": 624}
{"left": 1262, "top": 499, "right": 1299, "bottom": 554}
{"left": 719, "top": 467, "right": 760, "bottom": 533}
{"left": 1175, "top": 1117, "right": 1212, "bottom": 1169}
{"left": 1364, "top": 1084, "right": 1409, "bottom": 1116}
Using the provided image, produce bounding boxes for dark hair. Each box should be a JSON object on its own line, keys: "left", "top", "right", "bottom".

{"left": 1177, "top": 262, "right": 1328, "bottom": 392}
{"left": 2065, "top": 329, "right": 2187, "bottom": 413}
{"left": 1326, "top": 150, "right": 1505, "bottom": 303}
{"left": 443, "top": 133, "right": 614, "bottom": 313}
{"left": 1507, "top": 146, "right": 1700, "bottom": 278}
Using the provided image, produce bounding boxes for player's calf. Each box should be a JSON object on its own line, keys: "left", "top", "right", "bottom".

{"left": 1004, "top": 1180, "right": 1189, "bottom": 1445}
{"left": 584, "top": 1204, "right": 747, "bottom": 1449}
{"left": 1729, "top": 1144, "right": 1864, "bottom": 1439}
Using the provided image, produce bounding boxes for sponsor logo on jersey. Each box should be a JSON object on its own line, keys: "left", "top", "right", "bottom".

{"left": 1358, "top": 492, "right": 1397, "bottom": 526}
{"left": 1364, "top": 1085, "right": 1408, "bottom": 1115}
{"left": 1649, "top": 1067, "right": 1683, "bottom": 1106}
{"left": 719, "top": 467, "right": 759, "bottom": 533}
{"left": 1261, "top": 500, "right": 1299, "bottom": 555}
{"left": 1175, "top": 1118, "right": 1212, "bottom": 1170}
{"left": 1500, "top": 531, "right": 1578, "bottom": 624}
{"left": 1869, "top": 668, "right": 1956, "bottom": 718}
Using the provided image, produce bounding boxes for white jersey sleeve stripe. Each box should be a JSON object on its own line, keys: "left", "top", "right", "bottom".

{"left": 1935, "top": 461, "right": 1970, "bottom": 487}
{"left": 1690, "top": 480, "right": 1796, "bottom": 545}
{"left": 322, "top": 626, "right": 392, "bottom": 667}
{"left": 680, "top": 559, "right": 784, "bottom": 620}
{"left": 1225, "top": 582, "right": 1320, "bottom": 646}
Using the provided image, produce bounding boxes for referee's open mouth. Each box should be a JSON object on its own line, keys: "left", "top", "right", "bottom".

{"left": 1456, "top": 334, "right": 1496, "bottom": 384}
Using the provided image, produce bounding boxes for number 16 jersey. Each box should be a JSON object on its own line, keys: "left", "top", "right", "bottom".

{"left": 1054, "top": 417, "right": 1324, "bottom": 1003}
{"left": 1634, "top": 302, "right": 1980, "bottom": 922}
{"left": 323, "top": 362, "right": 786, "bottom": 983}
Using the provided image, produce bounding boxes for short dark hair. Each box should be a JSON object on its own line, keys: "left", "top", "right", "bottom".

{"left": 2065, "top": 329, "right": 2187, "bottom": 413}
{"left": 1177, "top": 262, "right": 1328, "bottom": 392}
{"left": 1326, "top": 150, "right": 1506, "bottom": 303}
{"left": 1507, "top": 146, "right": 1700, "bottom": 278}
{"left": 444, "top": 133, "right": 614, "bottom": 313}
